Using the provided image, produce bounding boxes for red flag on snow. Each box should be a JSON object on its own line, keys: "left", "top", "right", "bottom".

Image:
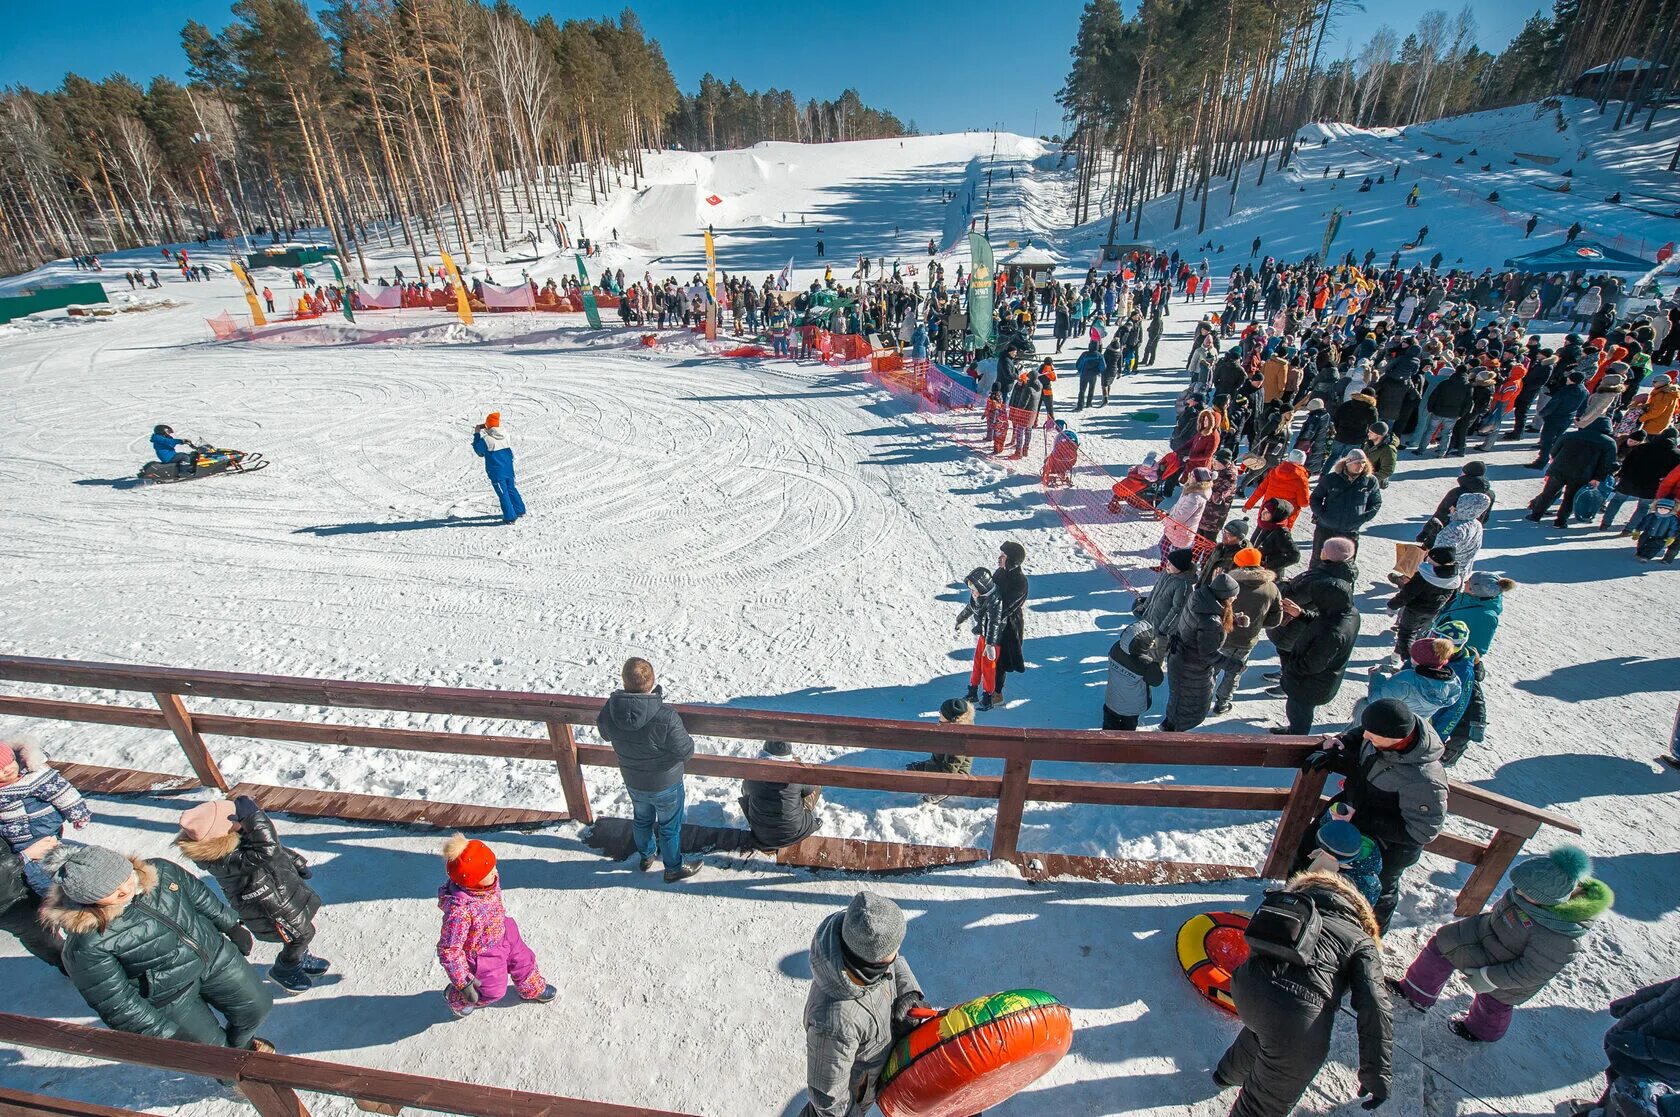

{"left": 1658, "top": 242, "right": 1675, "bottom": 264}
{"left": 706, "top": 194, "right": 723, "bottom": 206}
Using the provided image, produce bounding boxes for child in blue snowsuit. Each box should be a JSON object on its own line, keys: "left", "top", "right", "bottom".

{"left": 151, "top": 425, "right": 193, "bottom": 471}
{"left": 472, "top": 412, "right": 525, "bottom": 524}
{"left": 1307, "top": 811, "right": 1383, "bottom": 908}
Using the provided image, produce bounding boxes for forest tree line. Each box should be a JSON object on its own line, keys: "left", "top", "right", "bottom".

{"left": 1059, "top": 0, "right": 1680, "bottom": 242}
{"left": 0, "top": 0, "right": 906, "bottom": 276}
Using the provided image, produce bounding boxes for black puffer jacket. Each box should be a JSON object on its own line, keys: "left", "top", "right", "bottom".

{"left": 1332, "top": 395, "right": 1379, "bottom": 445}
{"left": 597, "top": 687, "right": 696, "bottom": 792}
{"left": 1164, "top": 577, "right": 1234, "bottom": 730}
{"left": 1605, "top": 977, "right": 1680, "bottom": 1084}
{"left": 1614, "top": 436, "right": 1680, "bottom": 499}
{"left": 742, "top": 772, "right": 819, "bottom": 849}
{"left": 1545, "top": 418, "right": 1618, "bottom": 484}
{"left": 42, "top": 857, "right": 270, "bottom": 1045}
{"left": 1230, "top": 872, "right": 1392, "bottom": 1100}
{"left": 177, "top": 801, "right": 320, "bottom": 944}
{"left": 1310, "top": 470, "right": 1383, "bottom": 534}
{"left": 1388, "top": 563, "right": 1460, "bottom": 635}
{"left": 0, "top": 841, "right": 31, "bottom": 912}
{"left": 1427, "top": 371, "right": 1474, "bottom": 418}
{"left": 1279, "top": 580, "right": 1359, "bottom": 705}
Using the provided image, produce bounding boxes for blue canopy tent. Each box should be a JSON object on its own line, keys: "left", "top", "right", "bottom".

{"left": 1502, "top": 240, "right": 1651, "bottom": 272}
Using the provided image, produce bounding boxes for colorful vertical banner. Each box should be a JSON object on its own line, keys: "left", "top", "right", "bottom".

{"left": 575, "top": 255, "right": 601, "bottom": 328}
{"left": 440, "top": 250, "right": 473, "bottom": 325}
{"left": 778, "top": 256, "right": 793, "bottom": 289}
{"left": 966, "top": 232, "right": 995, "bottom": 350}
{"left": 328, "top": 258, "right": 354, "bottom": 322}
{"left": 704, "top": 229, "right": 718, "bottom": 341}
{"left": 227, "top": 258, "right": 267, "bottom": 327}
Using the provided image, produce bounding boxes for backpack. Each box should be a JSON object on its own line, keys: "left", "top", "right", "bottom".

{"left": 1571, "top": 483, "right": 1608, "bottom": 524}
{"left": 1245, "top": 890, "right": 1323, "bottom": 967}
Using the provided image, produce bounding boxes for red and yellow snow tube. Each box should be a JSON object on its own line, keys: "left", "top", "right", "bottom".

{"left": 876, "top": 988, "right": 1072, "bottom": 1117}
{"left": 1177, "top": 911, "right": 1251, "bottom": 1015}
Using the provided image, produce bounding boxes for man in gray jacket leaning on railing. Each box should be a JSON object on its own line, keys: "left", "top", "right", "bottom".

{"left": 596, "top": 657, "right": 701, "bottom": 883}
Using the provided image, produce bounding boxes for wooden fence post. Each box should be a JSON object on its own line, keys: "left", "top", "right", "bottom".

{"left": 236, "top": 1080, "right": 310, "bottom": 1117}
{"left": 991, "top": 757, "right": 1032, "bottom": 861}
{"left": 1454, "top": 829, "right": 1526, "bottom": 916}
{"left": 152, "top": 692, "right": 228, "bottom": 792}
{"left": 1260, "top": 767, "right": 1327, "bottom": 879}
{"left": 545, "top": 720, "right": 594, "bottom": 826}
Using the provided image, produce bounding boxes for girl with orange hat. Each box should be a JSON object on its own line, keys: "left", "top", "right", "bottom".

{"left": 471, "top": 413, "right": 525, "bottom": 524}
{"left": 437, "top": 835, "right": 554, "bottom": 1017}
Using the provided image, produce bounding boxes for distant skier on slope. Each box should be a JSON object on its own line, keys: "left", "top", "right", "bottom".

{"left": 472, "top": 413, "right": 525, "bottom": 525}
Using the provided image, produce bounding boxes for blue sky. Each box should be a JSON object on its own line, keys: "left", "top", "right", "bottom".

{"left": 1, "top": 0, "right": 1541, "bottom": 136}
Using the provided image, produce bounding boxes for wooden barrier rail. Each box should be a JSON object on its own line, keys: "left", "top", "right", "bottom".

{"left": 0, "top": 1013, "right": 696, "bottom": 1117}
{"left": 0, "top": 655, "right": 1580, "bottom": 913}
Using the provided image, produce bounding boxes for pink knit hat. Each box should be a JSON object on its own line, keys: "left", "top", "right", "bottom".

{"left": 0, "top": 743, "right": 15, "bottom": 769}
{"left": 1320, "top": 537, "right": 1357, "bottom": 562}
{"left": 179, "top": 799, "right": 237, "bottom": 842}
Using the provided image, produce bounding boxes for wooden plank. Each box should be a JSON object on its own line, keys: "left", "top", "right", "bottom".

{"left": 0, "top": 1014, "right": 250, "bottom": 1082}
{"left": 227, "top": 783, "right": 566, "bottom": 831}
{"left": 236, "top": 1080, "right": 310, "bottom": 1117}
{"left": 1013, "top": 852, "right": 1256, "bottom": 886}
{"left": 546, "top": 721, "right": 595, "bottom": 826}
{"left": 192, "top": 715, "right": 552, "bottom": 761}
{"left": 1025, "top": 779, "right": 1290, "bottom": 811}
{"left": 1260, "top": 768, "right": 1328, "bottom": 879}
{"left": 50, "top": 761, "right": 200, "bottom": 796}
{"left": 990, "top": 757, "right": 1032, "bottom": 861}
{"left": 573, "top": 743, "right": 1006, "bottom": 799}
{"left": 152, "top": 693, "right": 228, "bottom": 793}
{"left": 776, "top": 835, "right": 989, "bottom": 873}
{"left": 1455, "top": 829, "right": 1528, "bottom": 916}
{"left": 1424, "top": 831, "right": 1486, "bottom": 866}
{"left": 1448, "top": 783, "right": 1581, "bottom": 837}
{"left": 0, "top": 1085, "right": 157, "bottom": 1117}
{"left": 0, "top": 694, "right": 170, "bottom": 730}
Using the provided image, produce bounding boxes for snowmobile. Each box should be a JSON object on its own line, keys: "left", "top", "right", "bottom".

{"left": 138, "top": 443, "right": 268, "bottom": 484}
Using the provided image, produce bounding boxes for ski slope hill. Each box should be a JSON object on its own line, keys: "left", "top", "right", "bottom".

{"left": 0, "top": 102, "right": 1678, "bottom": 1117}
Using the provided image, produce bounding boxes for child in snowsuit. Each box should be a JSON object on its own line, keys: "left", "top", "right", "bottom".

{"left": 1104, "top": 622, "right": 1166, "bottom": 730}
{"left": 0, "top": 741, "right": 92, "bottom": 893}
{"left": 1306, "top": 811, "right": 1384, "bottom": 908}
{"left": 471, "top": 412, "right": 525, "bottom": 524}
{"left": 954, "top": 567, "right": 1003, "bottom": 711}
{"left": 1365, "top": 637, "right": 1463, "bottom": 726}
{"left": 175, "top": 796, "right": 326, "bottom": 992}
{"left": 437, "top": 835, "right": 555, "bottom": 1017}
{"left": 1385, "top": 546, "right": 1461, "bottom": 668}
{"left": 1395, "top": 844, "right": 1613, "bottom": 1043}
{"left": 1430, "top": 492, "right": 1493, "bottom": 577}
{"left": 1252, "top": 498, "right": 1301, "bottom": 577}
{"left": 1160, "top": 471, "right": 1214, "bottom": 567}
{"left": 908, "top": 697, "right": 976, "bottom": 775}
{"left": 1631, "top": 499, "right": 1679, "bottom": 563}
{"left": 984, "top": 382, "right": 1008, "bottom": 455}
{"left": 1433, "top": 571, "right": 1514, "bottom": 657}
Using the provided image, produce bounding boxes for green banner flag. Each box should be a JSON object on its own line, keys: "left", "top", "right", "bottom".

{"left": 328, "top": 259, "right": 354, "bottom": 322}
{"left": 576, "top": 255, "right": 602, "bottom": 328}
{"left": 966, "top": 232, "right": 995, "bottom": 350}
{"left": 1319, "top": 207, "right": 1344, "bottom": 263}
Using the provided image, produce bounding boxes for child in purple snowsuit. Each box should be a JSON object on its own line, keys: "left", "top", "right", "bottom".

{"left": 437, "top": 834, "right": 554, "bottom": 1017}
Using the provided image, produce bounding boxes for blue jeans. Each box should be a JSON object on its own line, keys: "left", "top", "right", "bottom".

{"left": 629, "top": 781, "right": 686, "bottom": 870}
{"left": 1600, "top": 493, "right": 1647, "bottom": 530}
{"left": 490, "top": 476, "right": 525, "bottom": 522}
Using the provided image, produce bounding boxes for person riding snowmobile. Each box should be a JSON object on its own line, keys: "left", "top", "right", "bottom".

{"left": 151, "top": 425, "right": 194, "bottom": 474}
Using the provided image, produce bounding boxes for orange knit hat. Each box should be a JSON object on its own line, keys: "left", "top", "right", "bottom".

{"left": 444, "top": 835, "right": 497, "bottom": 889}
{"left": 1233, "top": 547, "right": 1263, "bottom": 568}
{"left": 484, "top": 412, "right": 501, "bottom": 428}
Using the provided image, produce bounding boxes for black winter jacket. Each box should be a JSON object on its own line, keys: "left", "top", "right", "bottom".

{"left": 177, "top": 802, "right": 320, "bottom": 944}
{"left": 1615, "top": 438, "right": 1680, "bottom": 499}
{"left": 742, "top": 772, "right": 819, "bottom": 849}
{"left": 1331, "top": 396, "right": 1379, "bottom": 445}
{"left": 1230, "top": 873, "right": 1391, "bottom": 1098}
{"left": 597, "top": 687, "right": 696, "bottom": 792}
{"left": 1427, "top": 372, "right": 1474, "bottom": 419}
{"left": 1279, "top": 581, "right": 1359, "bottom": 706}
{"left": 0, "top": 842, "right": 32, "bottom": 912}
{"left": 1546, "top": 420, "right": 1618, "bottom": 485}
{"left": 1372, "top": 375, "right": 1420, "bottom": 428}
{"left": 1388, "top": 565, "right": 1460, "bottom": 635}
{"left": 1321, "top": 721, "right": 1449, "bottom": 851}
{"left": 1310, "top": 470, "right": 1383, "bottom": 533}
{"left": 1605, "top": 977, "right": 1680, "bottom": 1085}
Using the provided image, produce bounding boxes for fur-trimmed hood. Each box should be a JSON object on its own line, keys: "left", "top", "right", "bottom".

{"left": 39, "top": 855, "right": 154, "bottom": 935}
{"left": 1287, "top": 868, "right": 1382, "bottom": 944}
{"left": 175, "top": 831, "right": 241, "bottom": 864}
{"left": 4, "top": 741, "right": 47, "bottom": 773}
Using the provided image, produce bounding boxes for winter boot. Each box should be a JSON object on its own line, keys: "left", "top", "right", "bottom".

{"left": 964, "top": 685, "right": 979, "bottom": 703}
{"left": 663, "top": 862, "right": 703, "bottom": 883}
{"left": 525, "top": 984, "right": 558, "bottom": 1004}
{"left": 978, "top": 692, "right": 995, "bottom": 712}
{"left": 268, "top": 963, "right": 312, "bottom": 993}
{"left": 1210, "top": 700, "right": 1233, "bottom": 716}
{"left": 1448, "top": 1015, "right": 1487, "bottom": 1042}
{"left": 298, "top": 954, "right": 330, "bottom": 976}
{"left": 247, "top": 1038, "right": 277, "bottom": 1053}
{"left": 638, "top": 855, "right": 656, "bottom": 872}
{"left": 1385, "top": 977, "right": 1427, "bottom": 1013}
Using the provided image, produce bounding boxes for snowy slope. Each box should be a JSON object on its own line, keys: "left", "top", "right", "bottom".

{"left": 2, "top": 107, "right": 1679, "bottom": 1117}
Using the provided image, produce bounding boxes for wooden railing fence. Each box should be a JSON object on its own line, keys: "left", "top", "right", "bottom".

{"left": 0, "top": 1013, "right": 695, "bottom": 1117}
{"left": 0, "top": 656, "right": 1579, "bottom": 914}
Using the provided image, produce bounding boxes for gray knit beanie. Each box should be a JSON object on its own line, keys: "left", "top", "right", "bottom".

{"left": 841, "top": 891, "right": 906, "bottom": 962}
{"left": 47, "top": 844, "right": 136, "bottom": 905}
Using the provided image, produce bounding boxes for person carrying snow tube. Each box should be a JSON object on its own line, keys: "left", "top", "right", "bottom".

{"left": 471, "top": 412, "right": 525, "bottom": 524}
{"left": 151, "top": 424, "right": 195, "bottom": 475}
{"left": 1212, "top": 870, "right": 1393, "bottom": 1117}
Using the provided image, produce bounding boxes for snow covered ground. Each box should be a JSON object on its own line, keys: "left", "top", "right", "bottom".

{"left": 2, "top": 111, "right": 1679, "bottom": 1116}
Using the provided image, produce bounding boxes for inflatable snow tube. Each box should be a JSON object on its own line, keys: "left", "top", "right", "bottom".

{"left": 876, "top": 988, "right": 1072, "bottom": 1117}
{"left": 1178, "top": 911, "right": 1251, "bottom": 1015}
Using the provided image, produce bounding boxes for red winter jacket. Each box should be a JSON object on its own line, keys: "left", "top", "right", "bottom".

{"left": 1657, "top": 463, "right": 1680, "bottom": 502}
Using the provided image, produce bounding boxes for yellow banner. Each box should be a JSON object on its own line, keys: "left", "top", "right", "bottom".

{"left": 228, "top": 258, "right": 267, "bottom": 327}
{"left": 704, "top": 230, "right": 717, "bottom": 341}
{"left": 441, "top": 250, "right": 474, "bottom": 326}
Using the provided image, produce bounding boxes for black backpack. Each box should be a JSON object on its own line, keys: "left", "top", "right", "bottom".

{"left": 1245, "top": 890, "right": 1323, "bottom": 967}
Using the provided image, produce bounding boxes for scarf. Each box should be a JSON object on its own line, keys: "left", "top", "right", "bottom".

{"left": 839, "top": 936, "right": 894, "bottom": 985}
{"left": 1510, "top": 878, "right": 1613, "bottom": 939}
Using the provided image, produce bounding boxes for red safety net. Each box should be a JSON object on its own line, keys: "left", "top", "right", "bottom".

{"left": 858, "top": 362, "right": 1218, "bottom": 593}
